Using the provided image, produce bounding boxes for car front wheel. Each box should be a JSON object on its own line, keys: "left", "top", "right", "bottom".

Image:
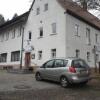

{"left": 35, "top": 72, "right": 42, "bottom": 81}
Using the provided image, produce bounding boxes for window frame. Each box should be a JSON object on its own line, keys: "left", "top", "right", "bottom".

{"left": 0, "top": 53, "right": 7, "bottom": 63}
{"left": 39, "top": 27, "right": 43, "bottom": 38}
{"left": 11, "top": 51, "right": 20, "bottom": 62}
{"left": 36, "top": 7, "right": 40, "bottom": 15}
{"left": 51, "top": 49, "right": 56, "bottom": 58}
{"left": 86, "top": 28, "right": 91, "bottom": 45}
{"left": 87, "top": 52, "right": 91, "bottom": 62}
{"left": 38, "top": 50, "right": 42, "bottom": 60}
{"left": 44, "top": 3, "right": 48, "bottom": 11}
{"left": 51, "top": 23, "right": 57, "bottom": 34}
{"left": 76, "top": 49, "right": 80, "bottom": 58}
{"left": 75, "top": 24, "right": 80, "bottom": 37}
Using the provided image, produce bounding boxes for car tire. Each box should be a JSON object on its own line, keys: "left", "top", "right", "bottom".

{"left": 81, "top": 81, "right": 88, "bottom": 85}
{"left": 35, "top": 72, "right": 42, "bottom": 81}
{"left": 60, "top": 76, "right": 70, "bottom": 88}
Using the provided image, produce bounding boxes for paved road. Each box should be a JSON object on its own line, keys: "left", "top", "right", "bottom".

{"left": 0, "top": 71, "right": 59, "bottom": 92}
{"left": 0, "top": 71, "right": 100, "bottom": 100}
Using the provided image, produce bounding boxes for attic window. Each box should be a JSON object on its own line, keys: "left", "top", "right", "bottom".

{"left": 36, "top": 7, "right": 40, "bottom": 15}
{"left": 44, "top": 3, "right": 48, "bottom": 11}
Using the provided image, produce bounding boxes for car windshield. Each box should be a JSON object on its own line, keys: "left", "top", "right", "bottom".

{"left": 72, "top": 59, "right": 89, "bottom": 68}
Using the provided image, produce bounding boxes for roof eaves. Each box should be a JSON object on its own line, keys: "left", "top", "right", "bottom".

{"left": 57, "top": 0, "right": 100, "bottom": 31}
{"left": 67, "top": 9, "right": 100, "bottom": 30}
{"left": 0, "top": 11, "right": 29, "bottom": 30}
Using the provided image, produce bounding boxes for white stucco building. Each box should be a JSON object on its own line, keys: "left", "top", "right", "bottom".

{"left": 0, "top": 0, "right": 100, "bottom": 69}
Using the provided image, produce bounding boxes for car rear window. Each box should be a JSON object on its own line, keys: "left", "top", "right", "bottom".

{"left": 71, "top": 59, "right": 89, "bottom": 68}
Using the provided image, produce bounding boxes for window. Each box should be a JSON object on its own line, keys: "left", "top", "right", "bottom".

{"left": 87, "top": 52, "right": 90, "bottom": 62}
{"left": 51, "top": 49, "right": 56, "bottom": 58}
{"left": 1, "top": 34, "right": 4, "bottom": 42}
{"left": 39, "top": 27, "right": 43, "bottom": 38}
{"left": 54, "top": 59, "right": 65, "bottom": 67}
{"left": 44, "top": 3, "right": 48, "bottom": 11}
{"left": 11, "top": 51, "right": 20, "bottom": 62}
{"left": 36, "top": 7, "right": 40, "bottom": 15}
{"left": 31, "top": 54, "right": 35, "bottom": 59}
{"left": 38, "top": 51, "right": 42, "bottom": 60}
{"left": 18, "top": 27, "right": 22, "bottom": 37}
{"left": 52, "top": 23, "right": 57, "bottom": 34}
{"left": 5, "top": 32, "right": 9, "bottom": 41}
{"left": 44, "top": 60, "right": 54, "bottom": 68}
{"left": 86, "top": 28, "right": 91, "bottom": 45}
{"left": 96, "top": 54, "right": 99, "bottom": 62}
{"left": 29, "top": 31, "right": 32, "bottom": 40}
{"left": 0, "top": 53, "right": 7, "bottom": 63}
{"left": 12, "top": 29, "right": 15, "bottom": 39}
{"left": 95, "top": 34, "right": 98, "bottom": 44}
{"left": 75, "top": 24, "right": 79, "bottom": 36}
{"left": 76, "top": 49, "right": 80, "bottom": 58}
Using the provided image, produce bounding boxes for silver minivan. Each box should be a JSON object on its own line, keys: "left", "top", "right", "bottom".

{"left": 35, "top": 58, "right": 91, "bottom": 87}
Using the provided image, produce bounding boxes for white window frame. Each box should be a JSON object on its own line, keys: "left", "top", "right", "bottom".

{"left": 76, "top": 49, "right": 80, "bottom": 58}
{"left": 86, "top": 28, "right": 91, "bottom": 45}
{"left": 38, "top": 51, "right": 42, "bottom": 60}
{"left": 51, "top": 49, "right": 56, "bottom": 58}
{"left": 87, "top": 52, "right": 91, "bottom": 62}
{"left": 39, "top": 27, "right": 43, "bottom": 38}
{"left": 44, "top": 3, "right": 48, "bottom": 11}
{"left": 36, "top": 7, "right": 40, "bottom": 15}
{"left": 75, "top": 24, "right": 80, "bottom": 36}
{"left": 12, "top": 29, "right": 15, "bottom": 39}
{"left": 51, "top": 23, "right": 57, "bottom": 34}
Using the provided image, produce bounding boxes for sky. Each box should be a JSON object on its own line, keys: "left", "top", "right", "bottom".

{"left": 0, "top": 0, "right": 100, "bottom": 20}
{"left": 0, "top": 0, "right": 32, "bottom": 20}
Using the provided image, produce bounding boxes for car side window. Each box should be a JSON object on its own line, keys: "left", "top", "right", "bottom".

{"left": 54, "top": 59, "right": 64, "bottom": 68}
{"left": 63, "top": 60, "right": 68, "bottom": 67}
{"left": 44, "top": 60, "right": 54, "bottom": 68}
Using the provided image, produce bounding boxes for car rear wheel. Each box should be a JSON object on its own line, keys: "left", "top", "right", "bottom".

{"left": 35, "top": 72, "right": 42, "bottom": 81}
{"left": 60, "top": 76, "right": 70, "bottom": 88}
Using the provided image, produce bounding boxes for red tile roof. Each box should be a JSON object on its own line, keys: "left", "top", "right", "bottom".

{"left": 58, "top": 0, "right": 100, "bottom": 30}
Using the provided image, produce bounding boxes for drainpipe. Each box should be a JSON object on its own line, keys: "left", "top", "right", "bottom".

{"left": 20, "top": 27, "right": 24, "bottom": 69}
{"left": 94, "top": 45, "right": 97, "bottom": 73}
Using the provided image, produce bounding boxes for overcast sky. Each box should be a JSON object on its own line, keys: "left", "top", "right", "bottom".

{"left": 0, "top": 0, "right": 32, "bottom": 20}
{"left": 0, "top": 0, "right": 100, "bottom": 20}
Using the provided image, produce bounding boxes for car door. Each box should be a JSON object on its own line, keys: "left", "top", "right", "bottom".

{"left": 41, "top": 60, "right": 55, "bottom": 80}
{"left": 50, "top": 59, "right": 67, "bottom": 81}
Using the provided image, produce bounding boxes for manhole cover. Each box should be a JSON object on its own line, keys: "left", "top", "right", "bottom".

{"left": 14, "top": 85, "right": 31, "bottom": 89}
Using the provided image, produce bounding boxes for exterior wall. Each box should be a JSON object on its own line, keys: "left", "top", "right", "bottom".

{"left": 24, "top": 0, "right": 67, "bottom": 66}
{"left": 0, "top": 23, "right": 25, "bottom": 69}
{"left": 0, "top": 0, "right": 100, "bottom": 68}
{"left": 65, "top": 13, "right": 100, "bottom": 67}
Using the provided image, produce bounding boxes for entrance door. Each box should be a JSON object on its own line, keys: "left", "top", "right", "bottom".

{"left": 25, "top": 52, "right": 31, "bottom": 68}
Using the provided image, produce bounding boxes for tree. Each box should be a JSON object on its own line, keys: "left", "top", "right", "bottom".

{"left": 0, "top": 14, "right": 5, "bottom": 26}
{"left": 74, "top": 0, "right": 100, "bottom": 10}
{"left": 12, "top": 13, "right": 18, "bottom": 19}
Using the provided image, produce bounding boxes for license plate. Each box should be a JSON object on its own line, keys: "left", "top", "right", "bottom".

{"left": 80, "top": 70, "right": 87, "bottom": 74}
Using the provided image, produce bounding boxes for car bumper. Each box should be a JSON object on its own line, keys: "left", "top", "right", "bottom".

{"left": 68, "top": 76, "right": 92, "bottom": 84}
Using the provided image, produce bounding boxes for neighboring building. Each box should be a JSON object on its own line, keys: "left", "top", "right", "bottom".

{"left": 0, "top": 0, "right": 100, "bottom": 69}
{"left": 0, "top": 12, "right": 29, "bottom": 69}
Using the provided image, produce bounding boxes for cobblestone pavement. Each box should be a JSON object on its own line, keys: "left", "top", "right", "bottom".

{"left": 0, "top": 71, "right": 100, "bottom": 100}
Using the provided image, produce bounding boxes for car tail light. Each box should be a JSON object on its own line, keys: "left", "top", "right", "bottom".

{"left": 69, "top": 67, "right": 76, "bottom": 73}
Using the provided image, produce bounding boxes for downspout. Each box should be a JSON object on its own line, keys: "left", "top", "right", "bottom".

{"left": 20, "top": 0, "right": 36, "bottom": 69}
{"left": 20, "top": 27, "right": 24, "bottom": 69}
